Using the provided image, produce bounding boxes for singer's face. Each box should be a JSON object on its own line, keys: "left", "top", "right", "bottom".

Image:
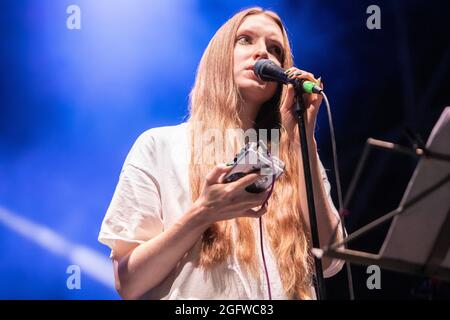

{"left": 233, "top": 14, "right": 285, "bottom": 105}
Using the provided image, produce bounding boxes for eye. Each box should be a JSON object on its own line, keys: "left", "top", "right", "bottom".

{"left": 236, "top": 35, "right": 251, "bottom": 44}
{"left": 270, "top": 45, "right": 284, "bottom": 60}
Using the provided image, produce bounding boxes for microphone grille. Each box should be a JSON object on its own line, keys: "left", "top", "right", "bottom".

{"left": 254, "top": 59, "right": 275, "bottom": 80}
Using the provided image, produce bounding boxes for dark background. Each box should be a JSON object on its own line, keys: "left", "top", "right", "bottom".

{"left": 0, "top": 0, "right": 449, "bottom": 299}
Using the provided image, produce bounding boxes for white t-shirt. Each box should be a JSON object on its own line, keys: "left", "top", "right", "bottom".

{"left": 98, "top": 122, "right": 344, "bottom": 299}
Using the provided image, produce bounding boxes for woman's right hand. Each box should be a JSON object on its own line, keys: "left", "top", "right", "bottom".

{"left": 194, "top": 164, "right": 270, "bottom": 225}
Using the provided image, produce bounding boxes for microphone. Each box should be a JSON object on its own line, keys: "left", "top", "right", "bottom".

{"left": 254, "top": 59, "right": 323, "bottom": 94}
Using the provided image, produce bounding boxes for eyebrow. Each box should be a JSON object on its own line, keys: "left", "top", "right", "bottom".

{"left": 236, "top": 29, "right": 284, "bottom": 48}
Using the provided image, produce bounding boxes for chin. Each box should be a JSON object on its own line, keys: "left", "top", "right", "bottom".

{"left": 238, "top": 77, "right": 267, "bottom": 89}
{"left": 236, "top": 75, "right": 277, "bottom": 97}
{"left": 238, "top": 84, "right": 276, "bottom": 102}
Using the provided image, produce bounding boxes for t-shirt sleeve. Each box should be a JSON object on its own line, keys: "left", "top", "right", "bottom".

{"left": 318, "top": 157, "right": 346, "bottom": 278}
{"left": 98, "top": 132, "right": 164, "bottom": 258}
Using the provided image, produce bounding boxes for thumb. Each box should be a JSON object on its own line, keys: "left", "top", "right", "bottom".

{"left": 318, "top": 76, "right": 324, "bottom": 90}
{"left": 205, "top": 163, "right": 231, "bottom": 186}
{"left": 280, "top": 84, "right": 296, "bottom": 113}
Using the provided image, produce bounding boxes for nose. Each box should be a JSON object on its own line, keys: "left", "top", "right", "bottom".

{"left": 252, "top": 42, "right": 269, "bottom": 60}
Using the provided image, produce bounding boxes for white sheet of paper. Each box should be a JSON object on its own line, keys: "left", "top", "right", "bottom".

{"left": 380, "top": 107, "right": 450, "bottom": 267}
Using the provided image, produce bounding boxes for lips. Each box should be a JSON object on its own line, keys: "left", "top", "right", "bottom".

{"left": 242, "top": 64, "right": 264, "bottom": 83}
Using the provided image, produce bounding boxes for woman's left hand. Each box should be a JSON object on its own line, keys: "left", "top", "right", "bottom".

{"left": 279, "top": 67, "right": 323, "bottom": 142}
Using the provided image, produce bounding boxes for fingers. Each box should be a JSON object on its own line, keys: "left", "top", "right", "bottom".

{"left": 241, "top": 187, "right": 271, "bottom": 203}
{"left": 291, "top": 72, "right": 316, "bottom": 83}
{"left": 319, "top": 77, "right": 324, "bottom": 90}
{"left": 280, "top": 83, "right": 296, "bottom": 114}
{"left": 205, "top": 164, "right": 232, "bottom": 186}
{"left": 240, "top": 187, "right": 271, "bottom": 211}
{"left": 255, "top": 189, "right": 272, "bottom": 206}
{"left": 229, "top": 172, "right": 261, "bottom": 190}
{"left": 242, "top": 203, "right": 268, "bottom": 218}
{"left": 285, "top": 67, "right": 320, "bottom": 84}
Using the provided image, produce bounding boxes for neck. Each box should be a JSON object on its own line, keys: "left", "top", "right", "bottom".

{"left": 238, "top": 99, "right": 261, "bottom": 131}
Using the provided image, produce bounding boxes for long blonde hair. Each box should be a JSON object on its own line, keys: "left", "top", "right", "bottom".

{"left": 187, "top": 7, "right": 313, "bottom": 299}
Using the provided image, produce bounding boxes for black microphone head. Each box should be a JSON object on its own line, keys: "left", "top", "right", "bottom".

{"left": 254, "top": 59, "right": 323, "bottom": 93}
{"left": 253, "top": 59, "right": 275, "bottom": 81}
{"left": 253, "top": 59, "right": 289, "bottom": 84}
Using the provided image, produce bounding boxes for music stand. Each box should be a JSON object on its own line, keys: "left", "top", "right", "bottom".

{"left": 314, "top": 107, "right": 450, "bottom": 281}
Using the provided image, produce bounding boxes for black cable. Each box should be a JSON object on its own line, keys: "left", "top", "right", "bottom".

{"left": 258, "top": 148, "right": 276, "bottom": 300}
{"left": 320, "top": 92, "right": 355, "bottom": 300}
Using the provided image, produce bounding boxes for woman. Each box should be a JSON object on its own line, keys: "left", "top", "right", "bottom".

{"left": 98, "top": 7, "right": 344, "bottom": 300}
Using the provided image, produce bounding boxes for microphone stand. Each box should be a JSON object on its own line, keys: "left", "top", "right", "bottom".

{"left": 293, "top": 81, "right": 326, "bottom": 300}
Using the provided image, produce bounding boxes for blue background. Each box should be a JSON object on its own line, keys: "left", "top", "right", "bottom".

{"left": 1, "top": 0, "right": 449, "bottom": 299}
